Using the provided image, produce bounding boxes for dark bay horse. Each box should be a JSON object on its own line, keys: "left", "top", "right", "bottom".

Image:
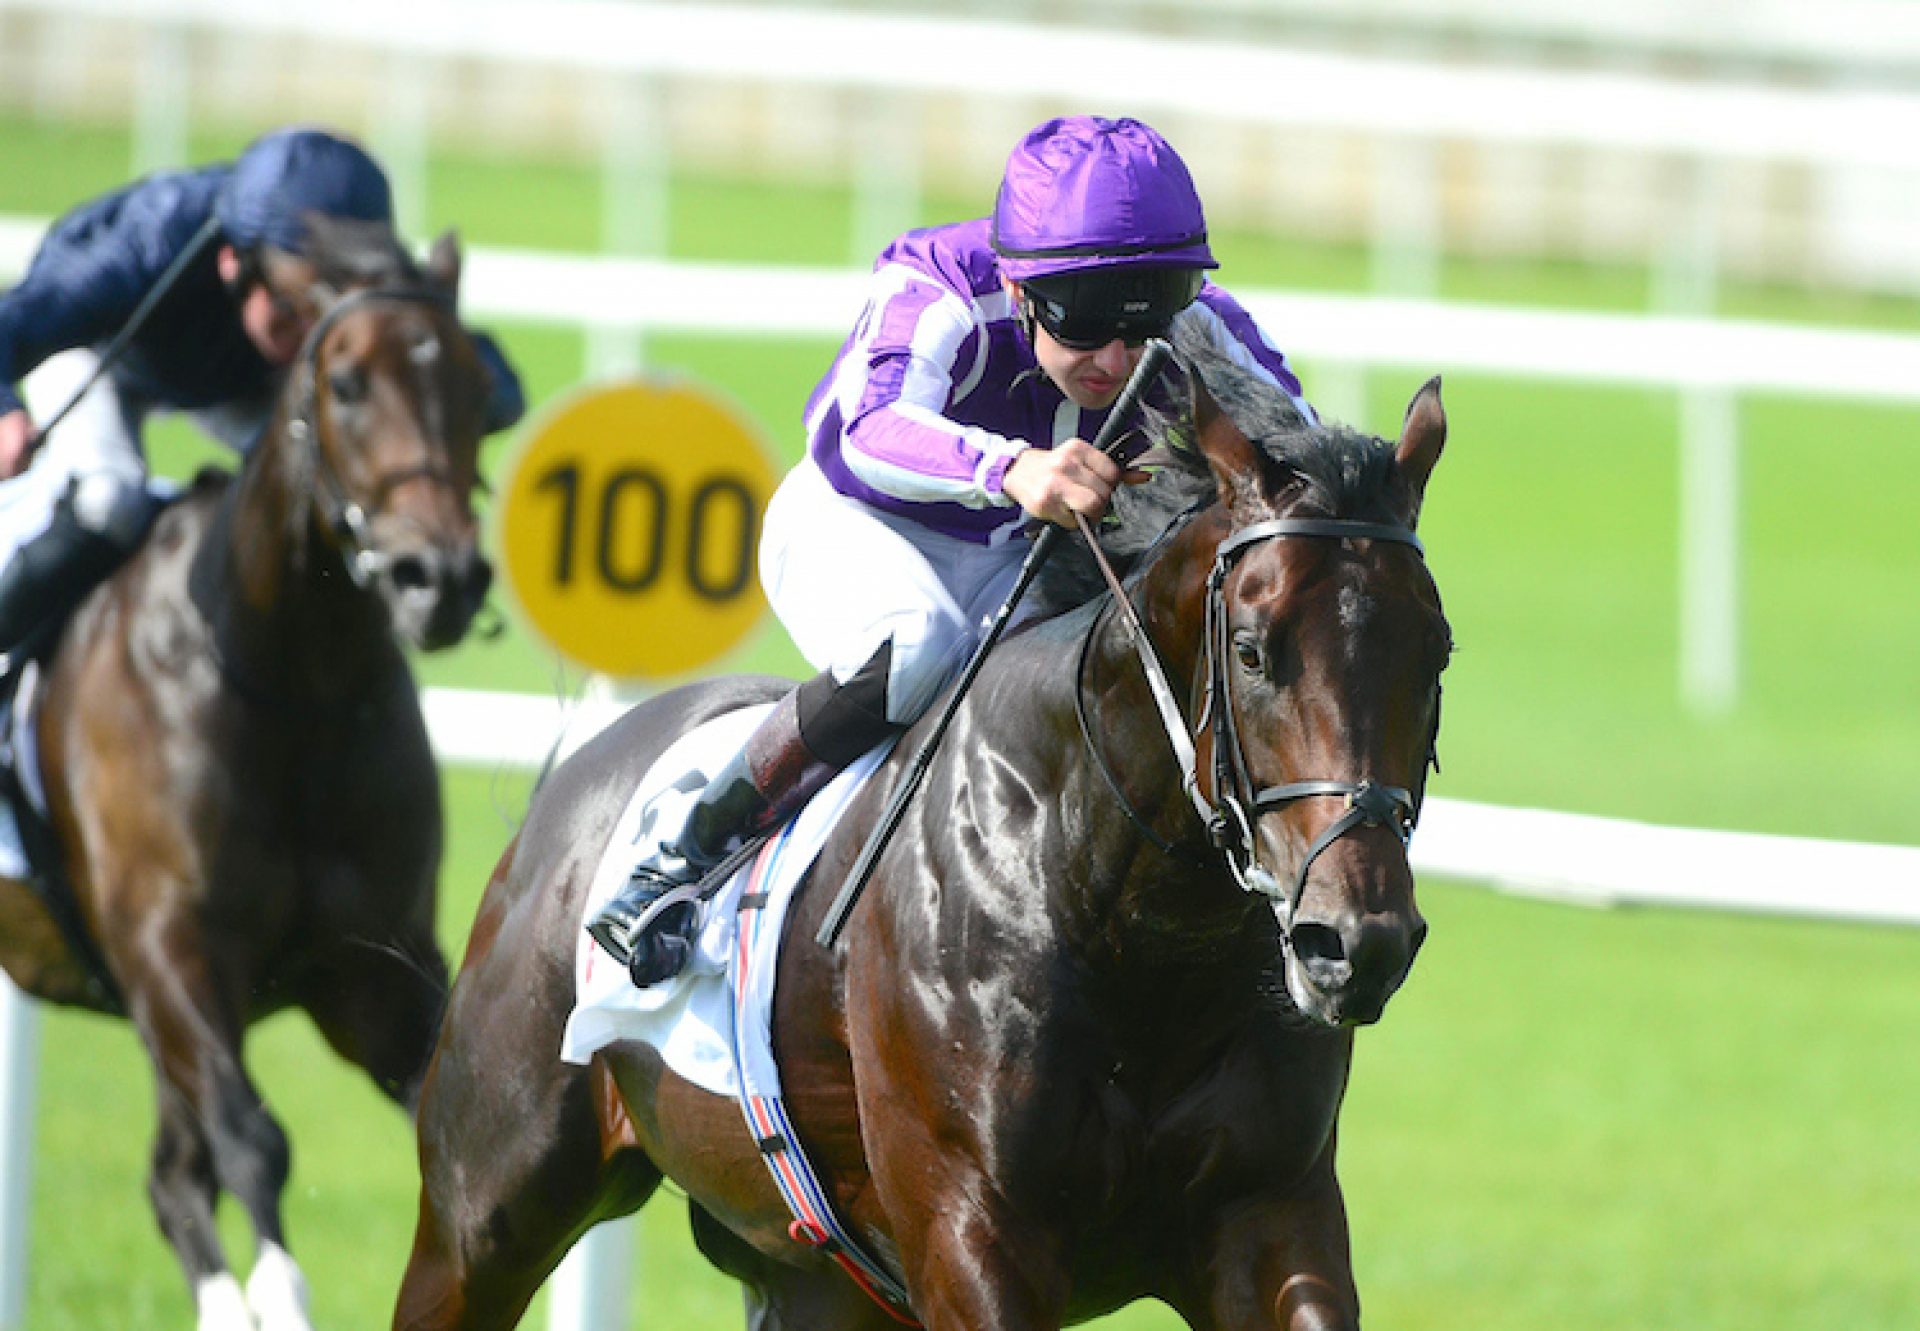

{"left": 396, "top": 339, "right": 1451, "bottom": 1331}
{"left": 0, "top": 221, "right": 493, "bottom": 1331}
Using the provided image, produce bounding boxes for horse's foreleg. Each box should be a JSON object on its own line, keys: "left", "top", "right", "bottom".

{"left": 121, "top": 915, "right": 310, "bottom": 1331}
{"left": 875, "top": 1177, "right": 1071, "bottom": 1331}
{"left": 394, "top": 872, "right": 661, "bottom": 1331}
{"left": 1179, "top": 1165, "right": 1360, "bottom": 1331}
{"left": 298, "top": 918, "right": 450, "bottom": 1113}
{"left": 148, "top": 1088, "right": 252, "bottom": 1331}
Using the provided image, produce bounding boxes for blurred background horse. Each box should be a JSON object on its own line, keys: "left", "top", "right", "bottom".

{"left": 0, "top": 219, "right": 493, "bottom": 1331}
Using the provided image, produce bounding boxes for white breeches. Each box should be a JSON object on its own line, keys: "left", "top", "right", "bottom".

{"left": 18, "top": 349, "right": 265, "bottom": 544}
{"left": 758, "top": 459, "right": 1037, "bottom": 726}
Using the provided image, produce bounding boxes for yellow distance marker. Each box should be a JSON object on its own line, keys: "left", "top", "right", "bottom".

{"left": 497, "top": 378, "right": 779, "bottom": 680}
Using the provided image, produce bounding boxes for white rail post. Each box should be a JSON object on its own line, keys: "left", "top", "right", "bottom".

{"left": 851, "top": 89, "right": 921, "bottom": 267}
{"left": 591, "top": 75, "right": 668, "bottom": 380}
{"left": 378, "top": 51, "right": 432, "bottom": 248}
{"left": 1660, "top": 158, "right": 1739, "bottom": 716}
{"left": 1307, "top": 360, "right": 1368, "bottom": 436}
{"left": 0, "top": 976, "right": 38, "bottom": 1331}
{"left": 1679, "top": 386, "right": 1740, "bottom": 716}
{"left": 132, "top": 22, "right": 191, "bottom": 175}
{"left": 1370, "top": 135, "right": 1441, "bottom": 300}
{"left": 546, "top": 1217, "right": 634, "bottom": 1331}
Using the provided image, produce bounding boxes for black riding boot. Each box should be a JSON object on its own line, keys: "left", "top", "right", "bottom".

{"left": 588, "top": 656, "right": 898, "bottom": 986}
{"left": 0, "top": 482, "right": 143, "bottom": 661}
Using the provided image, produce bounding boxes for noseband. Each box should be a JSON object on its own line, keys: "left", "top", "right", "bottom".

{"left": 1204, "top": 518, "right": 1429, "bottom": 930}
{"left": 1076, "top": 510, "right": 1438, "bottom": 939}
{"left": 285, "top": 283, "right": 461, "bottom": 588}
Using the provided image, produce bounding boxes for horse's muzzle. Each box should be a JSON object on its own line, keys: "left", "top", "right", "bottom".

{"left": 381, "top": 543, "right": 493, "bottom": 651}
{"left": 1282, "top": 899, "right": 1427, "bottom": 1027}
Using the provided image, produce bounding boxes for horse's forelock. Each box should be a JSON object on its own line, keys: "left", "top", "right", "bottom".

{"left": 301, "top": 214, "right": 422, "bottom": 293}
{"left": 1163, "top": 324, "right": 1400, "bottom": 522}
{"left": 1033, "top": 327, "right": 1403, "bottom": 614}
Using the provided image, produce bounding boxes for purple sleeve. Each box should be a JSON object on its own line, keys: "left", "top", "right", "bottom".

{"left": 831, "top": 266, "right": 1027, "bottom": 509}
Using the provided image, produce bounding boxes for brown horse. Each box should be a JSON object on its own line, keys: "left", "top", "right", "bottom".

{"left": 396, "top": 337, "right": 1450, "bottom": 1331}
{"left": 0, "top": 221, "right": 493, "bottom": 1331}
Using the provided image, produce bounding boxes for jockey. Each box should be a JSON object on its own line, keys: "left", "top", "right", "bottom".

{"left": 589, "top": 114, "right": 1315, "bottom": 985}
{"left": 0, "top": 125, "right": 525, "bottom": 659}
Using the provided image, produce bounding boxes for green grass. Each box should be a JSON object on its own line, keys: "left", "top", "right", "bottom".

{"left": 5, "top": 110, "right": 1920, "bottom": 1328}
{"left": 24, "top": 770, "right": 1920, "bottom": 1330}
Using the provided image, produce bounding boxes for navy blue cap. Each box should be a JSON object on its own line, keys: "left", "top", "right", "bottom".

{"left": 214, "top": 127, "right": 392, "bottom": 254}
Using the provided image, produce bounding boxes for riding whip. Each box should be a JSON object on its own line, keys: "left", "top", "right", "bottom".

{"left": 817, "top": 337, "right": 1173, "bottom": 948}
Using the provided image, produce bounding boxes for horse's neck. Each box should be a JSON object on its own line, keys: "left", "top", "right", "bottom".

{"left": 195, "top": 431, "right": 394, "bottom": 697}
{"left": 990, "top": 518, "right": 1273, "bottom": 998}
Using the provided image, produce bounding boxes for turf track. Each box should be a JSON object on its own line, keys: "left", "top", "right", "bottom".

{"left": 5, "top": 114, "right": 1917, "bottom": 1329}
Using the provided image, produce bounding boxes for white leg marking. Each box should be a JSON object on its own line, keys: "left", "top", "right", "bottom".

{"left": 195, "top": 1271, "right": 256, "bottom": 1331}
{"left": 245, "top": 1242, "right": 314, "bottom": 1331}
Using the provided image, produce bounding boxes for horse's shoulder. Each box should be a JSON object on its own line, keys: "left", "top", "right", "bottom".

{"left": 137, "top": 470, "right": 232, "bottom": 558}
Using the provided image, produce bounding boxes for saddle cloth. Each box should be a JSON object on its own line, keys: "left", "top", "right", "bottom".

{"left": 560, "top": 704, "right": 894, "bottom": 1096}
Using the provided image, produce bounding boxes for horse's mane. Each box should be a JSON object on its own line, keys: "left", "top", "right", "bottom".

{"left": 301, "top": 214, "right": 422, "bottom": 291}
{"left": 1032, "top": 320, "right": 1405, "bottom": 614}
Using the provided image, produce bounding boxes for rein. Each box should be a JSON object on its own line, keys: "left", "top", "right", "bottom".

{"left": 285, "top": 283, "right": 459, "bottom": 588}
{"left": 1072, "top": 507, "right": 1437, "bottom": 948}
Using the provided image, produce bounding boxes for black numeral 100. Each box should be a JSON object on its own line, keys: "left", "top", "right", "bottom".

{"left": 534, "top": 462, "right": 757, "bottom": 601}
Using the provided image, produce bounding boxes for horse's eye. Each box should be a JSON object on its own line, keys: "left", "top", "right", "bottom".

{"left": 329, "top": 367, "right": 366, "bottom": 405}
{"left": 1233, "top": 631, "right": 1263, "bottom": 672}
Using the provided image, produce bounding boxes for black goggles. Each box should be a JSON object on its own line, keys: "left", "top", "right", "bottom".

{"left": 1021, "top": 267, "right": 1204, "bottom": 351}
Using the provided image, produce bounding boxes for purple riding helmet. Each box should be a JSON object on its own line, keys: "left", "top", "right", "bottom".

{"left": 992, "top": 116, "right": 1216, "bottom": 350}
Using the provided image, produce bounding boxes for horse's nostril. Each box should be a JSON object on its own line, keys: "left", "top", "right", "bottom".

{"left": 465, "top": 556, "right": 494, "bottom": 603}
{"left": 1291, "top": 921, "right": 1347, "bottom": 966}
{"left": 390, "top": 554, "right": 435, "bottom": 593}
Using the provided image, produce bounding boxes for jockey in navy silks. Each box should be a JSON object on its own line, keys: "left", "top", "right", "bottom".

{"left": 590, "top": 114, "right": 1316, "bottom": 986}
{"left": 0, "top": 126, "right": 524, "bottom": 660}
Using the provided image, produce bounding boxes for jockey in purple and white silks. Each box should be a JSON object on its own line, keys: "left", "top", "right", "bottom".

{"left": 589, "top": 114, "right": 1316, "bottom": 986}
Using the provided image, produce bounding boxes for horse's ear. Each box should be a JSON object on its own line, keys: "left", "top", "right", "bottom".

{"left": 1395, "top": 376, "right": 1447, "bottom": 515}
{"left": 1191, "top": 371, "right": 1268, "bottom": 514}
{"left": 426, "top": 229, "right": 463, "bottom": 293}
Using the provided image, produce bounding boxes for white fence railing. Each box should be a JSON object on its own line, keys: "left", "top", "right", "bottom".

{"left": 11, "top": 0, "right": 1918, "bottom": 168}
{"left": 12, "top": 216, "right": 1920, "bottom": 714}
{"left": 1097, "top": 0, "right": 1920, "bottom": 73}
{"left": 9, "top": 0, "right": 1920, "bottom": 293}
{"left": 419, "top": 686, "right": 1920, "bottom": 926}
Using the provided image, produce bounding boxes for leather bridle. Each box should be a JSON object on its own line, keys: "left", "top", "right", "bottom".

{"left": 1073, "top": 507, "right": 1441, "bottom": 943}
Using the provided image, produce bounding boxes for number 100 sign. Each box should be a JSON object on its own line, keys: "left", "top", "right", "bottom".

{"left": 497, "top": 378, "right": 778, "bottom": 680}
